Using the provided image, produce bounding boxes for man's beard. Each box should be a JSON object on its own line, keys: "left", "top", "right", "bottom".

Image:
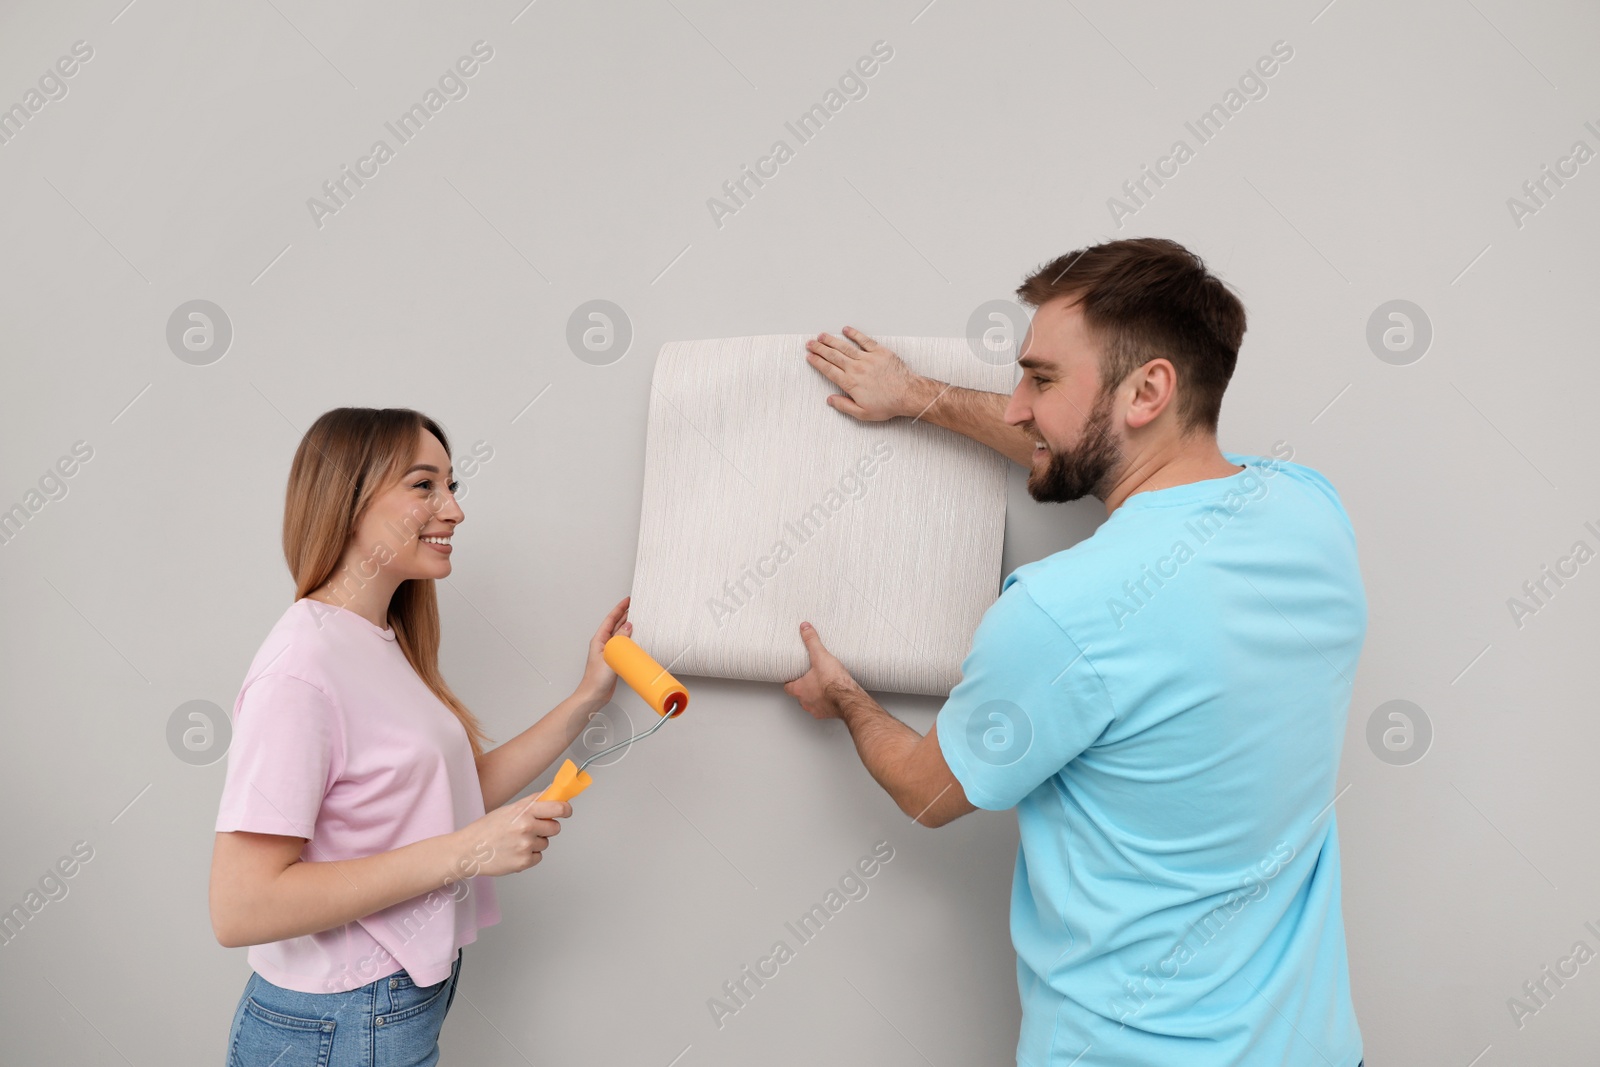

{"left": 1027, "top": 387, "right": 1123, "bottom": 503}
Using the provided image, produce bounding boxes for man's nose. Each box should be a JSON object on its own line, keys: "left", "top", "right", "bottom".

{"left": 1003, "top": 386, "right": 1029, "bottom": 427}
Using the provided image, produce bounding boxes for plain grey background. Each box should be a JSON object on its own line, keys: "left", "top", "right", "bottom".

{"left": 2, "top": 1, "right": 1596, "bottom": 1064}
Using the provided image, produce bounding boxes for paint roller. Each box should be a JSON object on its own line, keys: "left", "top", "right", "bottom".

{"left": 535, "top": 634, "right": 688, "bottom": 803}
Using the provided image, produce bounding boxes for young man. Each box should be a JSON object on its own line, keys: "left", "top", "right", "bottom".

{"left": 783, "top": 237, "right": 1366, "bottom": 1066}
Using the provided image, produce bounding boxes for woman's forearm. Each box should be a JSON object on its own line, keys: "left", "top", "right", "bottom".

{"left": 213, "top": 830, "right": 471, "bottom": 950}
{"left": 476, "top": 687, "right": 608, "bottom": 810}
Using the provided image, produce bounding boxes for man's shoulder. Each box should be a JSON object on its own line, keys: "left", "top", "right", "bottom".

{"left": 1226, "top": 449, "right": 1354, "bottom": 524}
{"left": 1001, "top": 452, "right": 1350, "bottom": 634}
{"left": 1005, "top": 496, "right": 1168, "bottom": 591}
{"left": 1000, "top": 535, "right": 1134, "bottom": 645}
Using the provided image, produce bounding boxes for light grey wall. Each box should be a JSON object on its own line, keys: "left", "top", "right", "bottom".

{"left": 2, "top": 1, "right": 1596, "bottom": 1064}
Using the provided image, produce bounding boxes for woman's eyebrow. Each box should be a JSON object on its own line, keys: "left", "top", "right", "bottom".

{"left": 401, "top": 463, "right": 454, "bottom": 476}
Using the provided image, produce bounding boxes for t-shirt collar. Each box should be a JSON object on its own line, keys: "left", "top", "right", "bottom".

{"left": 300, "top": 597, "right": 398, "bottom": 641}
{"left": 1114, "top": 451, "right": 1262, "bottom": 511}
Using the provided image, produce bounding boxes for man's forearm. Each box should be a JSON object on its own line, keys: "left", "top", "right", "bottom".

{"left": 834, "top": 686, "right": 928, "bottom": 818}
{"left": 903, "top": 374, "right": 1034, "bottom": 468}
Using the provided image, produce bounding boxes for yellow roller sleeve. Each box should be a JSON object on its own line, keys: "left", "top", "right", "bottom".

{"left": 537, "top": 758, "right": 592, "bottom": 802}
{"left": 602, "top": 634, "right": 689, "bottom": 718}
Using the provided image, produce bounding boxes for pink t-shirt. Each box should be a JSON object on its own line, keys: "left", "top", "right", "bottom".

{"left": 214, "top": 597, "right": 500, "bottom": 993}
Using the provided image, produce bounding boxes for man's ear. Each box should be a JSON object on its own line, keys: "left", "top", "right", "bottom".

{"left": 1124, "top": 358, "right": 1177, "bottom": 431}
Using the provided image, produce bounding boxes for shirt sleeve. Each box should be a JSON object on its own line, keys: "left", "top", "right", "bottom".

{"left": 214, "top": 672, "right": 342, "bottom": 839}
{"left": 935, "top": 579, "right": 1117, "bottom": 811}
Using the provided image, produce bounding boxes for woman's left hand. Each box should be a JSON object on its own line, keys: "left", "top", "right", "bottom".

{"left": 577, "top": 596, "right": 632, "bottom": 705}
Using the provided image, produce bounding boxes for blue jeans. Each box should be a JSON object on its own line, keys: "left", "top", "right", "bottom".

{"left": 225, "top": 948, "right": 463, "bottom": 1066}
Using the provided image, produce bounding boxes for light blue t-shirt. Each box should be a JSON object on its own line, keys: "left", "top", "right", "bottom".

{"left": 937, "top": 451, "right": 1366, "bottom": 1067}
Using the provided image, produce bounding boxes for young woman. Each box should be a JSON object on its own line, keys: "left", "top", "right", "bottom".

{"left": 210, "top": 407, "right": 631, "bottom": 1066}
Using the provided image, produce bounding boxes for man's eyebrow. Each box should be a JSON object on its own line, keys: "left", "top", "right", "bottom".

{"left": 1017, "top": 356, "right": 1056, "bottom": 371}
{"left": 401, "top": 463, "right": 453, "bottom": 476}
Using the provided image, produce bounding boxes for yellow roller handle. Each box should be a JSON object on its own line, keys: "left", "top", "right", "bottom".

{"left": 603, "top": 634, "right": 689, "bottom": 718}
{"left": 537, "top": 758, "right": 592, "bottom": 802}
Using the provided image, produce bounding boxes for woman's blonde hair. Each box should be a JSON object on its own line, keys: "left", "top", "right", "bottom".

{"left": 282, "top": 407, "right": 493, "bottom": 760}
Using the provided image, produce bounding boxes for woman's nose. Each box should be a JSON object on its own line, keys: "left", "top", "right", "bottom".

{"left": 437, "top": 490, "right": 464, "bottom": 522}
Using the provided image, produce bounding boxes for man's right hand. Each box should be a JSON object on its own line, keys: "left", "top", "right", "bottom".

{"left": 806, "top": 325, "right": 1035, "bottom": 468}
{"left": 805, "top": 327, "right": 931, "bottom": 422}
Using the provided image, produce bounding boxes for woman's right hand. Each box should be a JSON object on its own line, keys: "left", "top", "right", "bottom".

{"left": 453, "top": 796, "right": 572, "bottom": 878}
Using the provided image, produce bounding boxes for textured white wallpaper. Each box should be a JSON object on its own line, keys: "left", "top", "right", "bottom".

{"left": 628, "top": 335, "right": 1014, "bottom": 696}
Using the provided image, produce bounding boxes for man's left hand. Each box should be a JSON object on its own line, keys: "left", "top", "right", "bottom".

{"left": 783, "top": 621, "right": 866, "bottom": 720}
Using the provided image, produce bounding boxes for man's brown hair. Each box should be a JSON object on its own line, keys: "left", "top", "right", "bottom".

{"left": 1016, "top": 237, "right": 1246, "bottom": 435}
